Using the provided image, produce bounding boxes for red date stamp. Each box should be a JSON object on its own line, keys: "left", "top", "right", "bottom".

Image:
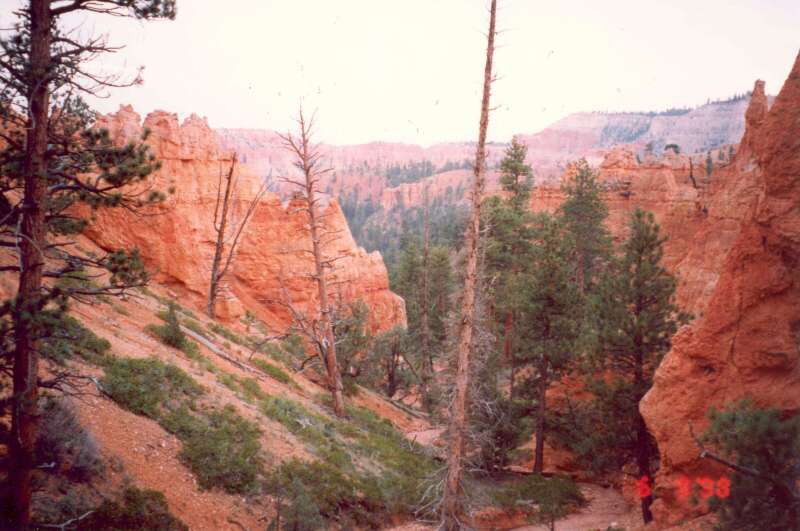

{"left": 636, "top": 475, "right": 730, "bottom": 500}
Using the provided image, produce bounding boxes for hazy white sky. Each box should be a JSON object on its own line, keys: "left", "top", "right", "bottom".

{"left": 3, "top": 0, "right": 800, "bottom": 144}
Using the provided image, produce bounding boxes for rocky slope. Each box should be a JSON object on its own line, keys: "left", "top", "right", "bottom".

{"left": 641, "top": 55, "right": 800, "bottom": 526}
{"left": 86, "top": 105, "right": 405, "bottom": 333}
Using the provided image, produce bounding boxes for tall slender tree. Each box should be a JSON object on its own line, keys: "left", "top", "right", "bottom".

{"left": 278, "top": 109, "right": 346, "bottom": 418}
{"left": 441, "top": 0, "right": 497, "bottom": 527}
{"left": 592, "top": 208, "right": 690, "bottom": 523}
{"left": 0, "top": 1, "right": 175, "bottom": 525}
{"left": 518, "top": 213, "right": 581, "bottom": 474}
{"left": 207, "top": 153, "right": 268, "bottom": 318}
{"left": 484, "top": 136, "right": 533, "bottom": 399}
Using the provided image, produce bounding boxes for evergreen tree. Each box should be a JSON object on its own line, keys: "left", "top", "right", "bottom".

{"left": 517, "top": 213, "right": 581, "bottom": 474}
{"left": 590, "top": 208, "right": 690, "bottom": 523}
{"left": 427, "top": 246, "right": 453, "bottom": 346}
{"left": 559, "top": 159, "right": 611, "bottom": 294}
{"left": 0, "top": 2, "right": 175, "bottom": 524}
{"left": 701, "top": 400, "right": 799, "bottom": 530}
{"left": 162, "top": 302, "right": 187, "bottom": 350}
{"left": 484, "top": 136, "right": 533, "bottom": 398}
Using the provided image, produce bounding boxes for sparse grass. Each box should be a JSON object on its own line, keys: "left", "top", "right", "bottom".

{"left": 208, "top": 322, "right": 248, "bottom": 347}
{"left": 111, "top": 303, "right": 130, "bottom": 316}
{"left": 238, "top": 376, "right": 266, "bottom": 402}
{"left": 77, "top": 487, "right": 188, "bottom": 531}
{"left": 217, "top": 372, "right": 240, "bottom": 394}
{"left": 251, "top": 358, "right": 292, "bottom": 385}
{"left": 182, "top": 317, "right": 210, "bottom": 339}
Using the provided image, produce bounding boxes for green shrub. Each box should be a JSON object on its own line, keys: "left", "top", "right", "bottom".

{"left": 146, "top": 305, "right": 203, "bottom": 361}
{"left": 101, "top": 357, "right": 204, "bottom": 419}
{"left": 252, "top": 358, "right": 292, "bottom": 385}
{"left": 149, "top": 302, "right": 186, "bottom": 349}
{"left": 495, "top": 475, "right": 586, "bottom": 527}
{"left": 702, "top": 400, "right": 800, "bottom": 530}
{"left": 36, "top": 398, "right": 104, "bottom": 482}
{"left": 41, "top": 315, "right": 111, "bottom": 365}
{"left": 217, "top": 372, "right": 240, "bottom": 393}
{"left": 269, "top": 477, "right": 325, "bottom": 531}
{"left": 175, "top": 405, "right": 263, "bottom": 494}
{"left": 238, "top": 377, "right": 266, "bottom": 402}
{"left": 268, "top": 459, "right": 382, "bottom": 528}
{"left": 77, "top": 487, "right": 188, "bottom": 530}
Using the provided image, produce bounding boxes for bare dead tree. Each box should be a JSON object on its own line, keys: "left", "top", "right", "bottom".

{"left": 207, "top": 152, "right": 268, "bottom": 318}
{"left": 276, "top": 108, "right": 346, "bottom": 418}
{"left": 441, "top": 1, "right": 497, "bottom": 528}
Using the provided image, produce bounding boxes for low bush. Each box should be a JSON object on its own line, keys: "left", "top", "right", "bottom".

{"left": 268, "top": 459, "right": 382, "bottom": 528}
{"left": 77, "top": 487, "right": 188, "bottom": 530}
{"left": 36, "top": 397, "right": 104, "bottom": 482}
{"left": 702, "top": 399, "right": 800, "bottom": 530}
{"left": 495, "top": 474, "right": 586, "bottom": 527}
{"left": 41, "top": 315, "right": 111, "bottom": 365}
{"left": 173, "top": 405, "right": 263, "bottom": 494}
{"left": 238, "top": 377, "right": 266, "bottom": 402}
{"left": 101, "top": 357, "right": 204, "bottom": 418}
{"left": 103, "top": 356, "right": 263, "bottom": 495}
{"left": 268, "top": 477, "right": 325, "bottom": 531}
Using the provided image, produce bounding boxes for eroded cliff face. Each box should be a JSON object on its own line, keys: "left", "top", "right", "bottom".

{"left": 86, "top": 106, "right": 405, "bottom": 333}
{"left": 640, "top": 58, "right": 800, "bottom": 526}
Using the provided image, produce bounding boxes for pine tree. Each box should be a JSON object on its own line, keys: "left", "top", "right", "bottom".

{"left": 0, "top": 2, "right": 175, "bottom": 525}
{"left": 427, "top": 246, "right": 453, "bottom": 347}
{"left": 591, "top": 208, "right": 690, "bottom": 523}
{"left": 518, "top": 213, "right": 582, "bottom": 474}
{"left": 559, "top": 159, "right": 611, "bottom": 294}
{"left": 701, "top": 400, "right": 800, "bottom": 530}
{"left": 485, "top": 137, "right": 534, "bottom": 399}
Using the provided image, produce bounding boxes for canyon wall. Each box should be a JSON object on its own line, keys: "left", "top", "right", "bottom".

{"left": 217, "top": 95, "right": 753, "bottom": 208}
{"left": 640, "top": 56, "right": 800, "bottom": 526}
{"left": 86, "top": 105, "right": 405, "bottom": 333}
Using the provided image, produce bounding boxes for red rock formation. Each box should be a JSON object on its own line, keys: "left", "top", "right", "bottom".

{"left": 640, "top": 55, "right": 800, "bottom": 526}
{"left": 86, "top": 106, "right": 405, "bottom": 334}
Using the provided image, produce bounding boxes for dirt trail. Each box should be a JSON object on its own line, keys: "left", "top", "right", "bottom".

{"left": 386, "top": 481, "right": 641, "bottom": 531}
{"left": 513, "top": 483, "right": 641, "bottom": 531}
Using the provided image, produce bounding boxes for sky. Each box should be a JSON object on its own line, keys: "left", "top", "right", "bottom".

{"left": 2, "top": 0, "right": 800, "bottom": 145}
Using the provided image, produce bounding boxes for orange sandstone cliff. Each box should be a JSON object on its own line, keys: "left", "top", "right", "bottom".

{"left": 640, "top": 56, "right": 800, "bottom": 526}
{"left": 85, "top": 105, "right": 405, "bottom": 333}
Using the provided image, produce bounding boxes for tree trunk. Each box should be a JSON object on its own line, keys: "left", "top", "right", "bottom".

{"left": 10, "top": 0, "right": 51, "bottom": 526}
{"left": 533, "top": 368, "right": 548, "bottom": 474}
{"left": 207, "top": 156, "right": 236, "bottom": 318}
{"left": 503, "top": 311, "right": 514, "bottom": 399}
{"left": 635, "top": 411, "right": 654, "bottom": 523}
{"left": 441, "top": 2, "right": 496, "bottom": 528}
{"left": 420, "top": 185, "right": 432, "bottom": 406}
{"left": 301, "top": 138, "right": 345, "bottom": 418}
{"left": 633, "top": 347, "right": 654, "bottom": 523}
